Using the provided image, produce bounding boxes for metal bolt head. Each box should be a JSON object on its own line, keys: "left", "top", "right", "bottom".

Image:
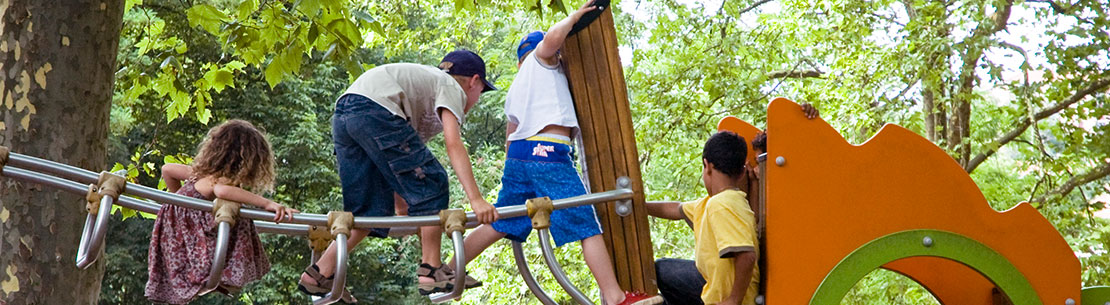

{"left": 922, "top": 236, "right": 933, "bottom": 247}
{"left": 775, "top": 156, "right": 785, "bottom": 166}
{"left": 615, "top": 202, "right": 632, "bottom": 216}
{"left": 755, "top": 295, "right": 765, "bottom": 305}
{"left": 1065, "top": 298, "right": 1074, "bottom": 305}
{"left": 617, "top": 176, "right": 631, "bottom": 189}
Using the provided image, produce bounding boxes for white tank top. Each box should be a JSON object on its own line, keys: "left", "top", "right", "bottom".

{"left": 504, "top": 52, "right": 579, "bottom": 141}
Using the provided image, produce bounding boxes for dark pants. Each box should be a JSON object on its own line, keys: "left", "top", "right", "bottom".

{"left": 332, "top": 94, "right": 449, "bottom": 238}
{"left": 656, "top": 258, "right": 706, "bottom": 305}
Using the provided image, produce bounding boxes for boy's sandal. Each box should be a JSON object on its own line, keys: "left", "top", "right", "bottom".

{"left": 442, "top": 264, "right": 482, "bottom": 289}
{"left": 416, "top": 263, "right": 452, "bottom": 295}
{"left": 298, "top": 265, "right": 359, "bottom": 303}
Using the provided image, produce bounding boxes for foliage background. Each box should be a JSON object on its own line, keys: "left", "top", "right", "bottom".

{"left": 99, "top": 0, "right": 1107, "bottom": 304}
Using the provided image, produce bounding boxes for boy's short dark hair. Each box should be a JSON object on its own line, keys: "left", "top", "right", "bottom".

{"left": 752, "top": 132, "right": 767, "bottom": 153}
{"left": 703, "top": 131, "right": 748, "bottom": 178}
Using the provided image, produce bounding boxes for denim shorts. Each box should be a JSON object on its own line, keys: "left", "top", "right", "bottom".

{"left": 491, "top": 139, "right": 603, "bottom": 247}
{"left": 332, "top": 94, "right": 449, "bottom": 238}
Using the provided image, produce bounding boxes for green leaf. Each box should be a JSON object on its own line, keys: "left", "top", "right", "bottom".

{"left": 135, "top": 37, "right": 153, "bottom": 56}
{"left": 174, "top": 41, "right": 188, "bottom": 54}
{"left": 237, "top": 0, "right": 259, "bottom": 19}
{"left": 152, "top": 73, "right": 176, "bottom": 97}
{"left": 455, "top": 0, "right": 475, "bottom": 12}
{"left": 186, "top": 4, "right": 230, "bottom": 34}
{"left": 225, "top": 60, "right": 247, "bottom": 71}
{"left": 548, "top": 0, "right": 566, "bottom": 14}
{"left": 368, "top": 21, "right": 385, "bottom": 36}
{"left": 110, "top": 163, "right": 126, "bottom": 173}
{"left": 298, "top": 0, "right": 322, "bottom": 16}
{"left": 326, "top": 18, "right": 363, "bottom": 48}
{"left": 264, "top": 59, "right": 284, "bottom": 88}
{"left": 204, "top": 69, "right": 235, "bottom": 92}
{"left": 197, "top": 108, "right": 213, "bottom": 124}
{"left": 194, "top": 90, "right": 212, "bottom": 124}
{"left": 125, "top": 0, "right": 142, "bottom": 12}
{"left": 319, "top": 0, "right": 343, "bottom": 12}
{"left": 112, "top": 205, "right": 139, "bottom": 219}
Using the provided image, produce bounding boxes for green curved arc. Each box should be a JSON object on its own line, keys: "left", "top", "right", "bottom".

{"left": 809, "top": 229, "right": 1042, "bottom": 305}
{"left": 1082, "top": 286, "right": 1110, "bottom": 305}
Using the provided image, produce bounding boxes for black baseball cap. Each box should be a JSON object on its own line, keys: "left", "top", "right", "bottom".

{"left": 440, "top": 49, "right": 497, "bottom": 92}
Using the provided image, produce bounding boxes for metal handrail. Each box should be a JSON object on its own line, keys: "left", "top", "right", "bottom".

{"left": 537, "top": 229, "right": 595, "bottom": 305}
{"left": 313, "top": 235, "right": 349, "bottom": 305}
{"left": 428, "top": 230, "right": 468, "bottom": 303}
{"left": 75, "top": 195, "right": 113, "bottom": 269}
{"left": 3, "top": 151, "right": 639, "bottom": 304}
{"left": 513, "top": 241, "right": 558, "bottom": 305}
{"left": 199, "top": 221, "right": 232, "bottom": 295}
{"left": 8, "top": 152, "right": 99, "bottom": 185}
{"left": 4, "top": 167, "right": 111, "bottom": 269}
{"left": 5, "top": 151, "right": 634, "bottom": 229}
{"left": 4, "top": 165, "right": 311, "bottom": 236}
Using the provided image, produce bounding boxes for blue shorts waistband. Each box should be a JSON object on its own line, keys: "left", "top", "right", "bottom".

{"left": 507, "top": 140, "right": 573, "bottom": 163}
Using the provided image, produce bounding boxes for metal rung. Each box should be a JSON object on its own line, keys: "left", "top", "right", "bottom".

{"left": 513, "top": 241, "right": 557, "bottom": 305}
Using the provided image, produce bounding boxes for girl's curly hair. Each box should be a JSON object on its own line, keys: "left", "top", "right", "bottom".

{"left": 191, "top": 119, "right": 275, "bottom": 194}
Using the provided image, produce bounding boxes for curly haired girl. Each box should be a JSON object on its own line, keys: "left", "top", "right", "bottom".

{"left": 146, "top": 119, "right": 298, "bottom": 304}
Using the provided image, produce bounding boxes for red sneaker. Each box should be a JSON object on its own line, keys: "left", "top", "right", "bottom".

{"left": 616, "top": 291, "right": 663, "bottom": 305}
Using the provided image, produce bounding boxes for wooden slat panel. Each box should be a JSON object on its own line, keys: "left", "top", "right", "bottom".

{"left": 583, "top": 13, "right": 646, "bottom": 293}
{"left": 563, "top": 8, "right": 658, "bottom": 295}
{"left": 598, "top": 10, "right": 657, "bottom": 292}
{"left": 575, "top": 23, "right": 633, "bottom": 288}
{"left": 563, "top": 25, "right": 615, "bottom": 259}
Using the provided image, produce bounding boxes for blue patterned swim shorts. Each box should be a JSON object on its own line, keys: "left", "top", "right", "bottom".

{"left": 491, "top": 139, "right": 603, "bottom": 247}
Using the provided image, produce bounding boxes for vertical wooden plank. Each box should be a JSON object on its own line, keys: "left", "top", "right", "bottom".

{"left": 576, "top": 22, "right": 633, "bottom": 288}
{"left": 583, "top": 12, "right": 647, "bottom": 293}
{"left": 563, "top": 29, "right": 615, "bottom": 259}
{"left": 597, "top": 10, "right": 657, "bottom": 293}
{"left": 563, "top": 8, "right": 658, "bottom": 295}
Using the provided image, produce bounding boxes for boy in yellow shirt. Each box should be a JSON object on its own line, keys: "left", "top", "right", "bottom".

{"left": 647, "top": 131, "right": 758, "bottom": 305}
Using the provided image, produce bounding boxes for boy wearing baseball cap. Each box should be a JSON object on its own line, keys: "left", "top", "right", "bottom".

{"left": 298, "top": 49, "right": 501, "bottom": 299}
{"left": 443, "top": 2, "right": 662, "bottom": 304}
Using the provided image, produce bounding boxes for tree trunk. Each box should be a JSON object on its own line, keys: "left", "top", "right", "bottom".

{"left": 0, "top": 0, "right": 124, "bottom": 304}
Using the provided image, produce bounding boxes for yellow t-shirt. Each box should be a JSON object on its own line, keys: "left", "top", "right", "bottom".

{"left": 681, "top": 189, "right": 760, "bottom": 305}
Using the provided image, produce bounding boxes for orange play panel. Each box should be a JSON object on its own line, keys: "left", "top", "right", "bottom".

{"left": 716, "top": 98, "right": 1081, "bottom": 304}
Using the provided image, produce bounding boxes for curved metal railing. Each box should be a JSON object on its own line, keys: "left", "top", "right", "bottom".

{"left": 1, "top": 149, "right": 633, "bottom": 304}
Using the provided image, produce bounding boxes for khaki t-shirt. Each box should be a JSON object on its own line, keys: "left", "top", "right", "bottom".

{"left": 681, "top": 189, "right": 760, "bottom": 305}
{"left": 341, "top": 63, "right": 467, "bottom": 141}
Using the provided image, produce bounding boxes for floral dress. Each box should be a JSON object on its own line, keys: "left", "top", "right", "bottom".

{"left": 145, "top": 177, "right": 271, "bottom": 304}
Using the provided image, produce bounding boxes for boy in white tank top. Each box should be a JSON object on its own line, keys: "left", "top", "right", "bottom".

{"left": 445, "top": 1, "right": 662, "bottom": 304}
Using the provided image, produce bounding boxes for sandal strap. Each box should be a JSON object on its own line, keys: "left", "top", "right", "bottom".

{"left": 304, "top": 264, "right": 334, "bottom": 286}
{"left": 416, "top": 263, "right": 436, "bottom": 277}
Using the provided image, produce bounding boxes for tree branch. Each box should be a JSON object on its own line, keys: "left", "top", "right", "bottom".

{"left": 951, "top": 0, "right": 1015, "bottom": 166}
{"left": 737, "top": 0, "right": 773, "bottom": 16}
{"left": 965, "top": 75, "right": 1110, "bottom": 172}
{"left": 1031, "top": 161, "right": 1110, "bottom": 203}
{"left": 766, "top": 69, "right": 823, "bottom": 79}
